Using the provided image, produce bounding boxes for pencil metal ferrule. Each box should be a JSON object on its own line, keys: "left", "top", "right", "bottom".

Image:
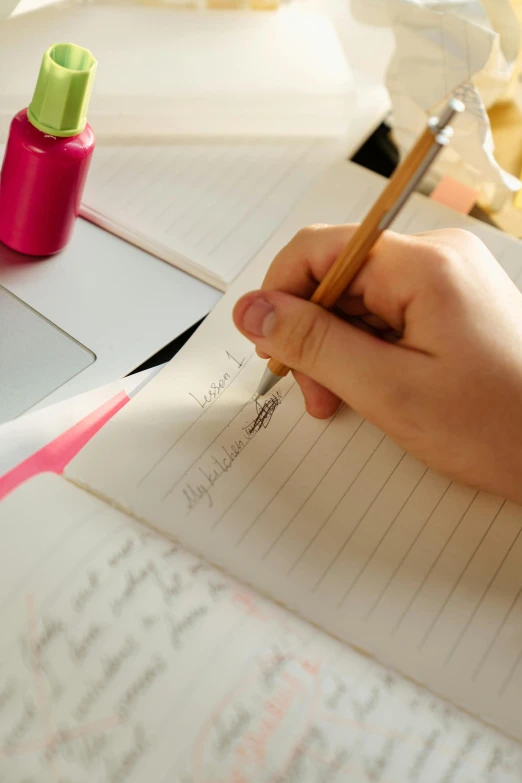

{"left": 428, "top": 97, "right": 464, "bottom": 142}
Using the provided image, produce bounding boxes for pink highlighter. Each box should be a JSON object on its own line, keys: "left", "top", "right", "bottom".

{"left": 0, "top": 43, "right": 97, "bottom": 256}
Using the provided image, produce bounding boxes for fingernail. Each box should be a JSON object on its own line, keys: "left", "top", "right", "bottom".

{"left": 241, "top": 295, "right": 275, "bottom": 337}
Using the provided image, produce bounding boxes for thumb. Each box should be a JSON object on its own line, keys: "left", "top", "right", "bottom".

{"left": 233, "top": 290, "right": 412, "bottom": 418}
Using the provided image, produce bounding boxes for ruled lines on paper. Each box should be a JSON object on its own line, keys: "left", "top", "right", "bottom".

{"left": 10, "top": 477, "right": 522, "bottom": 782}
{"left": 68, "top": 161, "right": 522, "bottom": 740}
{"left": 116, "top": 360, "right": 522, "bottom": 739}
{"left": 82, "top": 140, "right": 342, "bottom": 287}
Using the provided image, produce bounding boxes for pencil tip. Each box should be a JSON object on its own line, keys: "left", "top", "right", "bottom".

{"left": 252, "top": 393, "right": 260, "bottom": 402}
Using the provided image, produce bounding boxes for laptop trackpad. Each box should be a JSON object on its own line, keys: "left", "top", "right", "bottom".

{"left": 0, "top": 286, "right": 95, "bottom": 423}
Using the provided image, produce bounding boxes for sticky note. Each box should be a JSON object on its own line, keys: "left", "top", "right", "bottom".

{"left": 430, "top": 176, "right": 477, "bottom": 214}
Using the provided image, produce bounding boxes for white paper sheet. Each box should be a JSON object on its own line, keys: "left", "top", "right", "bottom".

{"left": 68, "top": 161, "right": 522, "bottom": 744}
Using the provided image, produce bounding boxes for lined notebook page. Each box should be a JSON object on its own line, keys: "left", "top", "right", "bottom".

{"left": 7, "top": 476, "right": 522, "bottom": 780}
{"left": 69, "top": 161, "right": 522, "bottom": 742}
{"left": 81, "top": 140, "right": 343, "bottom": 291}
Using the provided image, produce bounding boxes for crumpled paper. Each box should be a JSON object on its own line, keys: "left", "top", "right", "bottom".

{"left": 351, "top": 0, "right": 522, "bottom": 207}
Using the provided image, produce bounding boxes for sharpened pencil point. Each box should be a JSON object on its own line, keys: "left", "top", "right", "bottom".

{"left": 252, "top": 393, "right": 260, "bottom": 402}
{"left": 254, "top": 367, "right": 283, "bottom": 399}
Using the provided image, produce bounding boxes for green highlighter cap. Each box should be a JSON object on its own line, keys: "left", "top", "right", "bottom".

{"left": 28, "top": 43, "right": 97, "bottom": 138}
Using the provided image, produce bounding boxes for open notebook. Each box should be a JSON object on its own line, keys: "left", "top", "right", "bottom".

{"left": 80, "top": 140, "right": 344, "bottom": 291}
{"left": 4, "top": 162, "right": 522, "bottom": 781}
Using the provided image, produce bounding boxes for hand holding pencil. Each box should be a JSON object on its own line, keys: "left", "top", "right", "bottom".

{"left": 252, "top": 98, "right": 464, "bottom": 400}
{"left": 232, "top": 100, "right": 522, "bottom": 507}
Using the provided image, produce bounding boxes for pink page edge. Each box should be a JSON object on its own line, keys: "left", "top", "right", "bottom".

{"left": 0, "top": 390, "right": 130, "bottom": 501}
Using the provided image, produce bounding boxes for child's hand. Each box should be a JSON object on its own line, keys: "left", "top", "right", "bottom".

{"left": 233, "top": 225, "right": 522, "bottom": 504}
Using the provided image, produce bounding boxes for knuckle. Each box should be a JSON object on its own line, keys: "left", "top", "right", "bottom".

{"left": 444, "top": 227, "right": 481, "bottom": 248}
{"left": 422, "top": 240, "right": 462, "bottom": 288}
{"left": 443, "top": 228, "right": 488, "bottom": 261}
{"left": 284, "top": 309, "right": 330, "bottom": 372}
{"left": 424, "top": 228, "right": 483, "bottom": 267}
{"left": 294, "top": 224, "right": 328, "bottom": 245}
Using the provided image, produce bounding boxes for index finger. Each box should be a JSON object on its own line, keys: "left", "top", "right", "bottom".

{"left": 261, "top": 223, "right": 435, "bottom": 333}
{"left": 262, "top": 223, "right": 423, "bottom": 299}
{"left": 261, "top": 224, "right": 358, "bottom": 298}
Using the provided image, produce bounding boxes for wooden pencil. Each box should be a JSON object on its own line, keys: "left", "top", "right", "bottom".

{"left": 253, "top": 97, "right": 464, "bottom": 399}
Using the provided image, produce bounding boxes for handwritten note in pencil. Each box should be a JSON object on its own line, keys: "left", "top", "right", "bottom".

{"left": 183, "top": 391, "right": 282, "bottom": 513}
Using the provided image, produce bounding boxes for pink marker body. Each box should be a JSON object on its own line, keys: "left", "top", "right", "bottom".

{"left": 0, "top": 109, "right": 95, "bottom": 256}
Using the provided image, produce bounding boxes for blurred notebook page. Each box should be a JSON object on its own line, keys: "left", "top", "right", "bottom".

{"left": 4, "top": 472, "right": 522, "bottom": 781}
{"left": 0, "top": 6, "right": 353, "bottom": 139}
{"left": 81, "top": 140, "right": 343, "bottom": 290}
{"left": 70, "top": 161, "right": 522, "bottom": 741}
